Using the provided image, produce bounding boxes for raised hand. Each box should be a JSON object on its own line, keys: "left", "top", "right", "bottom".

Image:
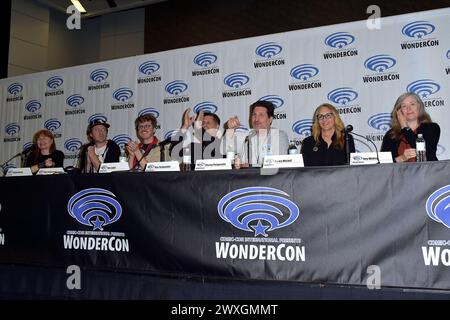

{"left": 226, "top": 116, "right": 240, "bottom": 130}
{"left": 181, "top": 108, "right": 195, "bottom": 129}
{"left": 397, "top": 108, "right": 407, "bottom": 129}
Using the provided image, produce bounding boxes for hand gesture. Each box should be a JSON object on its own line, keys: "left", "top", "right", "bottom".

{"left": 226, "top": 116, "right": 240, "bottom": 130}
{"left": 87, "top": 145, "right": 95, "bottom": 156}
{"left": 181, "top": 108, "right": 195, "bottom": 129}
{"left": 44, "top": 158, "right": 54, "bottom": 168}
{"left": 403, "top": 148, "right": 416, "bottom": 161}
{"left": 396, "top": 108, "right": 407, "bottom": 129}
{"left": 127, "top": 140, "right": 138, "bottom": 153}
{"left": 194, "top": 110, "right": 204, "bottom": 130}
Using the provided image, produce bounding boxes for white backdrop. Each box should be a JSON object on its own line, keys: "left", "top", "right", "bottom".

{"left": 1, "top": 8, "right": 449, "bottom": 169}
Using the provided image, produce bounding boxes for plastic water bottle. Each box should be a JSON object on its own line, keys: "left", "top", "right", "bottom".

{"left": 182, "top": 147, "right": 191, "bottom": 171}
{"left": 226, "top": 143, "right": 235, "bottom": 166}
{"left": 119, "top": 147, "right": 127, "bottom": 163}
{"left": 288, "top": 143, "right": 298, "bottom": 154}
{"left": 416, "top": 134, "right": 426, "bottom": 162}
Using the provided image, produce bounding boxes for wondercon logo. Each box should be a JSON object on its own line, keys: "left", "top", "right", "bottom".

{"left": 367, "top": 113, "right": 391, "bottom": 131}
{"left": 112, "top": 134, "right": 131, "bottom": 148}
{"left": 364, "top": 54, "right": 397, "bottom": 72}
{"left": 88, "top": 113, "right": 108, "bottom": 124}
{"left": 193, "top": 52, "right": 217, "bottom": 67}
{"left": 193, "top": 102, "right": 218, "bottom": 114}
{"left": 47, "top": 76, "right": 63, "bottom": 89}
{"left": 406, "top": 79, "right": 440, "bottom": 99}
{"left": 259, "top": 95, "right": 284, "bottom": 109}
{"left": 426, "top": 185, "right": 450, "bottom": 228}
{"left": 90, "top": 69, "right": 109, "bottom": 82}
{"left": 224, "top": 72, "right": 249, "bottom": 89}
{"left": 165, "top": 80, "right": 188, "bottom": 95}
{"left": 325, "top": 32, "right": 355, "bottom": 49}
{"left": 139, "top": 61, "right": 160, "bottom": 75}
{"left": 25, "top": 100, "right": 41, "bottom": 113}
{"left": 292, "top": 119, "right": 313, "bottom": 136}
{"left": 5, "top": 123, "right": 20, "bottom": 136}
{"left": 138, "top": 108, "right": 160, "bottom": 118}
{"left": 327, "top": 87, "right": 358, "bottom": 105}
{"left": 218, "top": 187, "right": 300, "bottom": 237}
{"left": 22, "top": 142, "right": 34, "bottom": 151}
{"left": 113, "top": 88, "right": 133, "bottom": 102}
{"left": 67, "top": 188, "right": 122, "bottom": 231}
{"left": 290, "top": 64, "right": 319, "bottom": 81}
{"left": 255, "top": 42, "right": 282, "bottom": 59}
{"left": 164, "top": 130, "right": 179, "bottom": 140}
{"left": 66, "top": 94, "right": 85, "bottom": 107}
{"left": 64, "top": 138, "right": 82, "bottom": 152}
{"left": 44, "top": 118, "right": 61, "bottom": 132}
{"left": 402, "top": 21, "right": 435, "bottom": 39}
{"left": 7, "top": 83, "right": 23, "bottom": 95}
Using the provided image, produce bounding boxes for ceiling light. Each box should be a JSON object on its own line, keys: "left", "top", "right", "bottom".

{"left": 71, "top": 0, "right": 87, "bottom": 13}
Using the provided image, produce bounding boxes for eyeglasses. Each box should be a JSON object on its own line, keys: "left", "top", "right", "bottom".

{"left": 137, "top": 124, "right": 153, "bottom": 130}
{"left": 316, "top": 112, "right": 334, "bottom": 121}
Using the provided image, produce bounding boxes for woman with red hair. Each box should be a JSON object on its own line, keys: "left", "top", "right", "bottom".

{"left": 25, "top": 129, "right": 64, "bottom": 174}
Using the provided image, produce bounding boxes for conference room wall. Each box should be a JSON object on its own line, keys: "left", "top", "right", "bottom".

{"left": 8, "top": 0, "right": 49, "bottom": 76}
{"left": 7, "top": 0, "right": 145, "bottom": 78}
{"left": 144, "top": 0, "right": 450, "bottom": 54}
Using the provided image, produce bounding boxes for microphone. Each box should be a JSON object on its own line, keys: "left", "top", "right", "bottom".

{"left": 345, "top": 124, "right": 353, "bottom": 133}
{"left": 345, "top": 124, "right": 380, "bottom": 164}
{"left": 158, "top": 138, "right": 172, "bottom": 147}
{"left": 244, "top": 130, "right": 257, "bottom": 143}
{"left": 14, "top": 144, "right": 36, "bottom": 158}
{"left": 244, "top": 130, "right": 257, "bottom": 166}
{"left": 0, "top": 145, "right": 35, "bottom": 174}
{"left": 22, "top": 144, "right": 36, "bottom": 154}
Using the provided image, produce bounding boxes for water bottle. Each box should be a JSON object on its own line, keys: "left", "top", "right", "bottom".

{"left": 182, "top": 147, "right": 191, "bottom": 171}
{"left": 416, "top": 133, "right": 426, "bottom": 162}
{"left": 226, "top": 143, "right": 235, "bottom": 167}
{"left": 288, "top": 143, "right": 298, "bottom": 155}
{"left": 119, "top": 147, "right": 127, "bottom": 163}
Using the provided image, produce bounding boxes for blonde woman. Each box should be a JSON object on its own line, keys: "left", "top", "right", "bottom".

{"left": 381, "top": 92, "right": 440, "bottom": 162}
{"left": 301, "top": 103, "right": 355, "bottom": 166}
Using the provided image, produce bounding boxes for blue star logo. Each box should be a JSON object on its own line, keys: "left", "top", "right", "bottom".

{"left": 92, "top": 217, "right": 104, "bottom": 231}
{"left": 251, "top": 220, "right": 269, "bottom": 237}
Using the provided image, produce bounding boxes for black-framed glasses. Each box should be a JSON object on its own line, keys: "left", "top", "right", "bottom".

{"left": 317, "top": 113, "right": 334, "bottom": 121}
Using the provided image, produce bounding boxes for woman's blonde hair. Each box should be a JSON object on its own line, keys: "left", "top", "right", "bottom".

{"left": 311, "top": 103, "right": 346, "bottom": 150}
{"left": 388, "top": 92, "right": 431, "bottom": 139}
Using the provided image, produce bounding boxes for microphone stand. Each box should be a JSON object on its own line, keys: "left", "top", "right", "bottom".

{"left": 248, "top": 137, "right": 251, "bottom": 167}
{"left": 349, "top": 131, "right": 380, "bottom": 164}
{"left": 345, "top": 130, "right": 351, "bottom": 165}
{"left": 0, "top": 152, "right": 22, "bottom": 175}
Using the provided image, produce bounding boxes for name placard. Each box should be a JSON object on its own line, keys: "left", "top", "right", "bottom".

{"left": 145, "top": 161, "right": 180, "bottom": 172}
{"left": 195, "top": 158, "right": 232, "bottom": 171}
{"left": 350, "top": 152, "right": 393, "bottom": 165}
{"left": 263, "top": 154, "right": 304, "bottom": 168}
{"left": 5, "top": 168, "right": 33, "bottom": 177}
{"left": 99, "top": 162, "right": 130, "bottom": 173}
{"left": 36, "top": 167, "right": 66, "bottom": 175}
